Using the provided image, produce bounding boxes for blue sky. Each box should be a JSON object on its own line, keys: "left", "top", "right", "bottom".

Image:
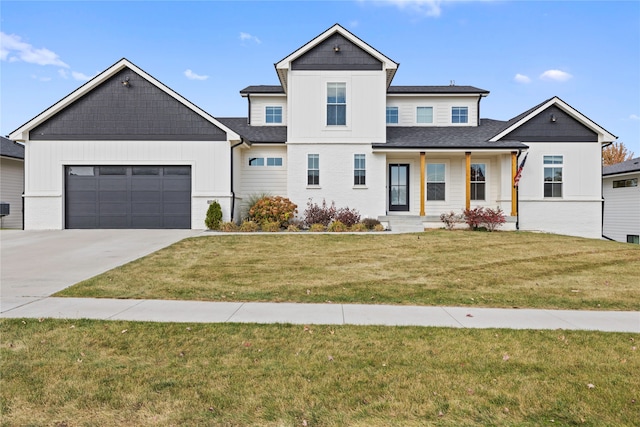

{"left": 1, "top": 0, "right": 639, "bottom": 155}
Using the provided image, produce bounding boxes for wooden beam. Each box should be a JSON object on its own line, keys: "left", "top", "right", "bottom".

{"left": 465, "top": 152, "right": 471, "bottom": 210}
{"left": 420, "top": 152, "right": 425, "bottom": 216}
{"left": 511, "top": 151, "right": 517, "bottom": 216}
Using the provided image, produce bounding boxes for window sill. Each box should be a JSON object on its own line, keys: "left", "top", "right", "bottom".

{"left": 306, "top": 186, "right": 322, "bottom": 189}
{"left": 352, "top": 185, "right": 368, "bottom": 189}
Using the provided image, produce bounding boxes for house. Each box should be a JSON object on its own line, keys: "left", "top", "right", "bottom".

{"left": 9, "top": 24, "right": 617, "bottom": 238}
{"left": 0, "top": 136, "right": 24, "bottom": 229}
{"left": 602, "top": 157, "right": 640, "bottom": 243}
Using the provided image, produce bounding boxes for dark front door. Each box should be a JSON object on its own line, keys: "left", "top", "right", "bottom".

{"left": 389, "top": 164, "right": 409, "bottom": 211}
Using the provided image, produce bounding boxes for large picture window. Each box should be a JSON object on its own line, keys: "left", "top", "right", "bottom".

{"left": 427, "top": 163, "right": 445, "bottom": 200}
{"left": 327, "top": 83, "right": 346, "bottom": 126}
{"left": 308, "top": 154, "right": 319, "bottom": 186}
{"left": 471, "top": 163, "right": 486, "bottom": 200}
{"left": 354, "top": 154, "right": 366, "bottom": 186}
{"left": 544, "top": 155, "right": 563, "bottom": 198}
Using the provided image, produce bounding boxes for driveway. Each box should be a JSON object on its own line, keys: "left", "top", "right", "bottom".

{"left": 0, "top": 229, "right": 203, "bottom": 312}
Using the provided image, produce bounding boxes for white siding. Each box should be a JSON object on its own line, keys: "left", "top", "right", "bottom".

{"left": 603, "top": 173, "right": 640, "bottom": 242}
{"left": 386, "top": 95, "right": 479, "bottom": 127}
{"left": 249, "top": 95, "right": 287, "bottom": 126}
{"left": 237, "top": 145, "right": 288, "bottom": 219}
{"left": 0, "top": 157, "right": 24, "bottom": 229}
{"left": 23, "top": 139, "right": 232, "bottom": 230}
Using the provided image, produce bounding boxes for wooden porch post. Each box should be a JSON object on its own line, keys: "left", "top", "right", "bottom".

{"left": 465, "top": 152, "right": 471, "bottom": 210}
{"left": 511, "top": 151, "right": 517, "bottom": 216}
{"left": 420, "top": 152, "right": 426, "bottom": 216}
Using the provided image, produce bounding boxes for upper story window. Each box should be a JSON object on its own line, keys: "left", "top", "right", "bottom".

{"left": 417, "top": 107, "right": 433, "bottom": 124}
{"left": 452, "top": 107, "right": 468, "bottom": 124}
{"left": 308, "top": 154, "right": 319, "bottom": 186}
{"left": 327, "top": 83, "right": 346, "bottom": 126}
{"left": 265, "top": 106, "right": 282, "bottom": 124}
{"left": 613, "top": 178, "right": 638, "bottom": 188}
{"left": 354, "top": 154, "right": 366, "bottom": 186}
{"left": 471, "top": 163, "right": 486, "bottom": 200}
{"left": 249, "top": 157, "right": 283, "bottom": 167}
{"left": 386, "top": 107, "right": 399, "bottom": 124}
{"left": 427, "top": 163, "right": 445, "bottom": 200}
{"left": 544, "top": 155, "right": 563, "bottom": 198}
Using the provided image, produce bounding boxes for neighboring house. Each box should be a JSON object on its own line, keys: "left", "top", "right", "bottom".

{"left": 0, "top": 136, "right": 24, "bottom": 229}
{"left": 9, "top": 24, "right": 617, "bottom": 238}
{"left": 602, "top": 157, "right": 640, "bottom": 243}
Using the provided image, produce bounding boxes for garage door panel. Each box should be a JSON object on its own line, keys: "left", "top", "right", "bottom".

{"left": 131, "top": 191, "right": 162, "bottom": 202}
{"left": 99, "top": 191, "right": 128, "bottom": 202}
{"left": 131, "top": 179, "right": 162, "bottom": 191}
{"left": 99, "top": 179, "right": 128, "bottom": 191}
{"left": 67, "top": 179, "right": 97, "bottom": 191}
{"left": 163, "top": 179, "right": 191, "bottom": 191}
{"left": 132, "top": 203, "right": 162, "bottom": 214}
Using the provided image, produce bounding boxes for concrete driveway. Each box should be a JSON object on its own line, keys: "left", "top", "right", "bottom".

{"left": 1, "top": 229, "right": 203, "bottom": 312}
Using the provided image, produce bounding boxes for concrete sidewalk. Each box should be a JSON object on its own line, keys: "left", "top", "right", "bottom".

{"left": 2, "top": 297, "right": 638, "bottom": 332}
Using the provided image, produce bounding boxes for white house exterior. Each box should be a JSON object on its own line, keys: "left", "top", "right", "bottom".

{"left": 0, "top": 136, "right": 24, "bottom": 229}
{"left": 9, "top": 24, "right": 617, "bottom": 238}
{"left": 602, "top": 157, "right": 640, "bottom": 243}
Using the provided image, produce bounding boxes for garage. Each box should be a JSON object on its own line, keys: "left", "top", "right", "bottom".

{"left": 65, "top": 165, "right": 191, "bottom": 229}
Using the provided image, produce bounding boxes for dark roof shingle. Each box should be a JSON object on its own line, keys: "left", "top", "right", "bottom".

{"left": 216, "top": 118, "right": 287, "bottom": 143}
{"left": 0, "top": 136, "right": 25, "bottom": 159}
{"left": 602, "top": 157, "right": 640, "bottom": 176}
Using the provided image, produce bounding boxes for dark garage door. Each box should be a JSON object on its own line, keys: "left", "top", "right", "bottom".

{"left": 65, "top": 166, "right": 191, "bottom": 229}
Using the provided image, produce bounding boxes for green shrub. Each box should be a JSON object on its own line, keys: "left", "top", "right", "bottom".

{"left": 328, "top": 220, "right": 348, "bottom": 232}
{"left": 309, "top": 223, "right": 326, "bottom": 232}
{"left": 249, "top": 196, "right": 297, "bottom": 227}
{"left": 219, "top": 221, "right": 239, "bottom": 232}
{"left": 261, "top": 220, "right": 281, "bottom": 232}
{"left": 239, "top": 220, "right": 259, "bottom": 232}
{"left": 350, "top": 223, "right": 368, "bottom": 232}
{"left": 205, "top": 201, "right": 223, "bottom": 230}
{"left": 361, "top": 218, "right": 381, "bottom": 230}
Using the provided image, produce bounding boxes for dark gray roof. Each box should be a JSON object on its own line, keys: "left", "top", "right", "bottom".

{"left": 240, "top": 86, "right": 285, "bottom": 95}
{"left": 216, "top": 118, "right": 287, "bottom": 144}
{"left": 603, "top": 157, "right": 640, "bottom": 176}
{"left": 388, "top": 85, "right": 489, "bottom": 95}
{"left": 0, "top": 136, "right": 24, "bottom": 159}
{"left": 376, "top": 119, "right": 527, "bottom": 150}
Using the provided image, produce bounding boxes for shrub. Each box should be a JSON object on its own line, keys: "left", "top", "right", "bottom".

{"left": 334, "top": 207, "right": 361, "bottom": 227}
{"left": 328, "top": 220, "right": 348, "bottom": 232}
{"left": 309, "top": 223, "right": 326, "bottom": 232}
{"left": 241, "top": 192, "right": 272, "bottom": 221}
{"left": 219, "top": 221, "right": 239, "bottom": 232}
{"left": 350, "top": 223, "right": 368, "bottom": 232}
{"left": 440, "top": 211, "right": 463, "bottom": 231}
{"left": 261, "top": 220, "right": 281, "bottom": 232}
{"left": 462, "top": 206, "right": 485, "bottom": 230}
{"left": 205, "top": 201, "right": 223, "bottom": 230}
{"left": 249, "top": 196, "right": 297, "bottom": 227}
{"left": 303, "top": 199, "right": 336, "bottom": 227}
{"left": 361, "top": 218, "right": 381, "bottom": 230}
{"left": 483, "top": 207, "right": 506, "bottom": 232}
{"left": 373, "top": 224, "right": 385, "bottom": 232}
{"left": 239, "top": 220, "right": 259, "bottom": 232}
{"left": 286, "top": 224, "right": 301, "bottom": 232}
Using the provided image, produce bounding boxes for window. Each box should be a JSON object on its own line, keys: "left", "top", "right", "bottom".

{"left": 452, "top": 107, "right": 468, "bottom": 124}
{"left": 544, "top": 155, "right": 563, "bottom": 197}
{"left": 249, "top": 157, "right": 283, "bottom": 167}
{"left": 327, "top": 83, "right": 346, "bottom": 126}
{"left": 613, "top": 178, "right": 638, "bottom": 188}
{"left": 627, "top": 235, "right": 640, "bottom": 244}
{"left": 308, "top": 154, "right": 319, "bottom": 185}
{"left": 417, "top": 107, "right": 433, "bottom": 124}
{"left": 470, "top": 163, "right": 486, "bottom": 200}
{"left": 386, "top": 107, "right": 398, "bottom": 124}
{"left": 354, "top": 154, "right": 366, "bottom": 186}
{"left": 427, "top": 163, "right": 445, "bottom": 200}
{"left": 265, "top": 106, "right": 282, "bottom": 124}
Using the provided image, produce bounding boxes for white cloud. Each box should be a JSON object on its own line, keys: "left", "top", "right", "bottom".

{"left": 630, "top": 114, "right": 640, "bottom": 121}
{"left": 184, "top": 69, "right": 209, "bottom": 81}
{"left": 0, "top": 32, "right": 69, "bottom": 67}
{"left": 377, "top": 0, "right": 443, "bottom": 17}
{"left": 514, "top": 73, "right": 531, "bottom": 84}
{"left": 71, "top": 71, "right": 95, "bottom": 81}
{"left": 58, "top": 69, "right": 69, "bottom": 79}
{"left": 240, "top": 32, "right": 261, "bottom": 44}
{"left": 539, "top": 69, "right": 573, "bottom": 82}
{"left": 31, "top": 74, "right": 52, "bottom": 82}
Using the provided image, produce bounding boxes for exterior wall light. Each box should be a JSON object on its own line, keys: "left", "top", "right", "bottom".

{"left": 550, "top": 114, "right": 556, "bottom": 122}
{"left": 122, "top": 77, "right": 131, "bottom": 88}
{"left": 333, "top": 45, "right": 340, "bottom": 53}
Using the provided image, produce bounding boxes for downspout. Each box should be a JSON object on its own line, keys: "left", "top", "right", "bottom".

{"left": 230, "top": 140, "right": 244, "bottom": 222}
{"left": 247, "top": 94, "right": 251, "bottom": 125}
{"left": 601, "top": 141, "right": 613, "bottom": 240}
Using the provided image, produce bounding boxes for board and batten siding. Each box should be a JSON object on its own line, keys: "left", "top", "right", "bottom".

{"left": 23, "top": 139, "right": 231, "bottom": 230}
{"left": 0, "top": 157, "right": 24, "bottom": 229}
{"left": 603, "top": 173, "right": 640, "bottom": 242}
{"left": 386, "top": 95, "right": 480, "bottom": 127}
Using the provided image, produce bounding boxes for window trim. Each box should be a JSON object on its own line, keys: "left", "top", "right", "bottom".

{"left": 386, "top": 106, "right": 399, "bottom": 124}
{"left": 613, "top": 178, "right": 638, "bottom": 188}
{"left": 426, "top": 162, "right": 446, "bottom": 201}
{"left": 354, "top": 154, "right": 366, "bottom": 186}
{"left": 248, "top": 157, "right": 284, "bottom": 167}
{"left": 452, "top": 106, "right": 469, "bottom": 124}
{"left": 543, "top": 155, "right": 563, "bottom": 198}
{"left": 265, "top": 106, "right": 283, "bottom": 124}
{"left": 326, "top": 82, "right": 346, "bottom": 126}
{"left": 627, "top": 235, "right": 640, "bottom": 244}
{"left": 470, "top": 162, "right": 486, "bottom": 201}
{"left": 307, "top": 154, "right": 320, "bottom": 186}
{"left": 417, "top": 106, "right": 434, "bottom": 124}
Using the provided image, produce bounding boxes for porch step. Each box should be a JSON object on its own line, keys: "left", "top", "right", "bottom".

{"left": 379, "top": 216, "right": 425, "bottom": 233}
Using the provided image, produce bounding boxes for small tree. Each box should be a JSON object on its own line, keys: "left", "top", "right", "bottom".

{"left": 482, "top": 207, "right": 506, "bottom": 232}
{"left": 303, "top": 199, "right": 336, "bottom": 227}
{"left": 603, "top": 142, "right": 634, "bottom": 166}
{"left": 205, "top": 201, "right": 223, "bottom": 230}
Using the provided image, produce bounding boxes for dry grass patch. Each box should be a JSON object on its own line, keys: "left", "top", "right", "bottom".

{"left": 2, "top": 318, "right": 638, "bottom": 426}
{"left": 57, "top": 231, "right": 640, "bottom": 310}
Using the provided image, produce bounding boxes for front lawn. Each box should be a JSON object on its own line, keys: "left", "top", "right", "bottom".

{"left": 1, "top": 319, "right": 638, "bottom": 426}
{"left": 57, "top": 231, "right": 640, "bottom": 310}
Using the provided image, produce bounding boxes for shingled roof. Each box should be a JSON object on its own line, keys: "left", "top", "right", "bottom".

{"left": 0, "top": 136, "right": 25, "bottom": 160}
{"left": 216, "top": 118, "right": 287, "bottom": 144}
{"left": 240, "top": 85, "right": 488, "bottom": 96}
{"left": 602, "top": 157, "right": 640, "bottom": 176}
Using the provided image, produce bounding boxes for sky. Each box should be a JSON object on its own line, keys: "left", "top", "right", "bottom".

{"left": 1, "top": 0, "right": 639, "bottom": 155}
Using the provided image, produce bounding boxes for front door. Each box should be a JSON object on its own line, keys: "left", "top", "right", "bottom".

{"left": 389, "top": 164, "right": 410, "bottom": 211}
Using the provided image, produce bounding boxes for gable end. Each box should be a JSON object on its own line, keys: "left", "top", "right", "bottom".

{"left": 291, "top": 33, "right": 382, "bottom": 71}
{"left": 29, "top": 68, "right": 227, "bottom": 141}
{"left": 501, "top": 105, "right": 598, "bottom": 143}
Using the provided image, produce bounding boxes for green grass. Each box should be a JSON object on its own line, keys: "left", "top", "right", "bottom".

{"left": 1, "top": 318, "right": 638, "bottom": 426}
{"left": 57, "top": 231, "right": 640, "bottom": 310}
